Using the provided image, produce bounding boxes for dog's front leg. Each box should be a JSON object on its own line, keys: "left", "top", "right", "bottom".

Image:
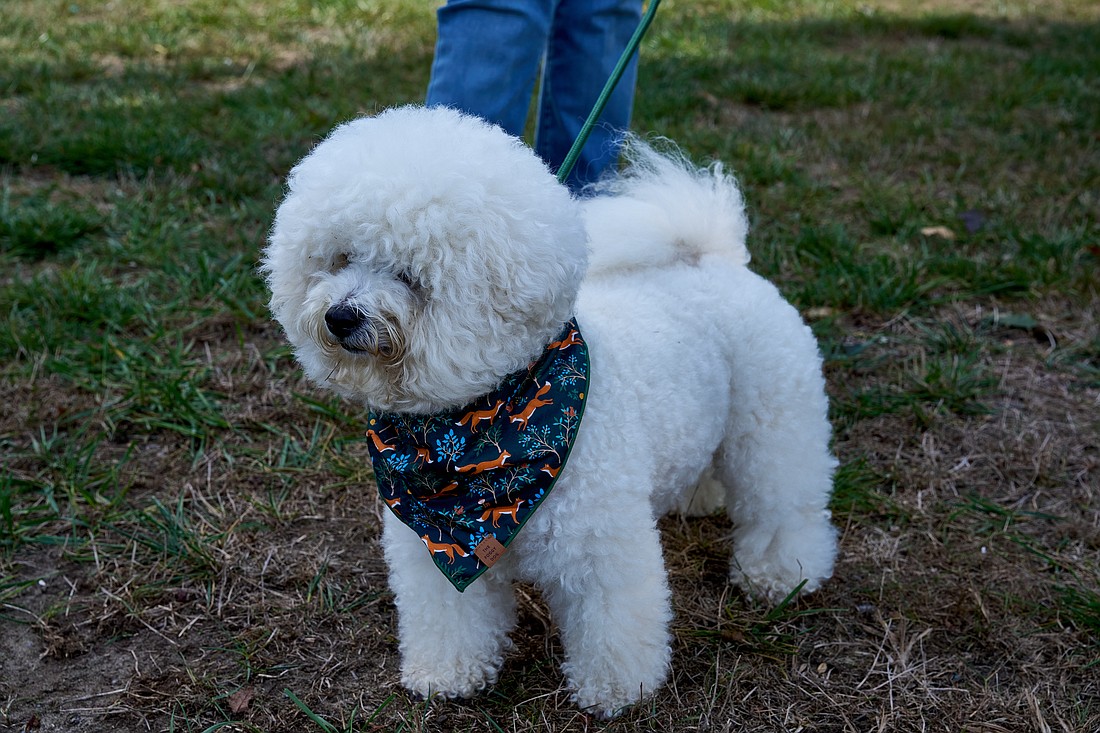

{"left": 532, "top": 513, "right": 673, "bottom": 719}
{"left": 381, "top": 512, "right": 516, "bottom": 700}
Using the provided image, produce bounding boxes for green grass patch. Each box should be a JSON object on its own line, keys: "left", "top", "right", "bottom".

{"left": 830, "top": 457, "right": 903, "bottom": 524}
{"left": 0, "top": 187, "right": 106, "bottom": 259}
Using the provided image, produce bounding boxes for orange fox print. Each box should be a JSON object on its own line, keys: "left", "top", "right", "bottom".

{"left": 510, "top": 382, "right": 553, "bottom": 430}
{"left": 548, "top": 327, "right": 582, "bottom": 350}
{"left": 456, "top": 399, "right": 505, "bottom": 433}
{"left": 424, "top": 481, "right": 460, "bottom": 500}
{"left": 455, "top": 450, "right": 511, "bottom": 474}
{"left": 366, "top": 429, "right": 396, "bottom": 453}
{"left": 365, "top": 318, "right": 588, "bottom": 591}
{"left": 479, "top": 498, "right": 525, "bottom": 528}
{"left": 420, "top": 534, "right": 470, "bottom": 563}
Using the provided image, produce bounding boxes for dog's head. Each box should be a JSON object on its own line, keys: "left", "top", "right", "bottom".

{"left": 264, "top": 106, "right": 588, "bottom": 414}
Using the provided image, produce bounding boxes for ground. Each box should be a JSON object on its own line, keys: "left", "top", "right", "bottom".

{"left": 1, "top": 1, "right": 1097, "bottom": 731}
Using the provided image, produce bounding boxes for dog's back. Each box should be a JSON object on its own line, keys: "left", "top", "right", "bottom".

{"left": 580, "top": 140, "right": 750, "bottom": 279}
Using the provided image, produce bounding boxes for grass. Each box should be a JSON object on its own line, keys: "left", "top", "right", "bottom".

{"left": 0, "top": 0, "right": 1098, "bottom": 731}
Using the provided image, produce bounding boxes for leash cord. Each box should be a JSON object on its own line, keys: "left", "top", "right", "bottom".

{"left": 555, "top": 0, "right": 662, "bottom": 185}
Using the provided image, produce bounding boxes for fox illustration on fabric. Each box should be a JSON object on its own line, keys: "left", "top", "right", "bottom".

{"left": 423, "top": 481, "right": 461, "bottom": 500}
{"left": 421, "top": 534, "right": 470, "bottom": 563}
{"left": 510, "top": 382, "right": 553, "bottom": 430}
{"left": 548, "top": 327, "right": 582, "bottom": 351}
{"left": 413, "top": 446, "right": 433, "bottom": 465}
{"left": 479, "top": 498, "right": 525, "bottom": 528}
{"left": 366, "top": 429, "right": 396, "bottom": 453}
{"left": 456, "top": 399, "right": 505, "bottom": 433}
{"left": 367, "top": 318, "right": 590, "bottom": 591}
{"left": 455, "top": 450, "right": 511, "bottom": 475}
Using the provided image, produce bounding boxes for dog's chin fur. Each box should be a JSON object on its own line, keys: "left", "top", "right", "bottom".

{"left": 265, "top": 105, "right": 839, "bottom": 718}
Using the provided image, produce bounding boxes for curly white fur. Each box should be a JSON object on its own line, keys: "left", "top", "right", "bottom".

{"left": 265, "top": 107, "right": 586, "bottom": 414}
{"left": 265, "top": 105, "right": 838, "bottom": 719}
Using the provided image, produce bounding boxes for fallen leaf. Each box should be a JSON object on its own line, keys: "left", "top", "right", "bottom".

{"left": 804, "top": 306, "right": 835, "bottom": 320}
{"left": 228, "top": 686, "right": 255, "bottom": 714}
{"left": 920, "top": 225, "right": 957, "bottom": 240}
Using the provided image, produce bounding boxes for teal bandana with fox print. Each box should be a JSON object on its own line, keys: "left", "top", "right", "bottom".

{"left": 366, "top": 319, "right": 590, "bottom": 592}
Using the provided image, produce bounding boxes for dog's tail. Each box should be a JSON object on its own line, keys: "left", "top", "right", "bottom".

{"left": 581, "top": 137, "right": 750, "bottom": 277}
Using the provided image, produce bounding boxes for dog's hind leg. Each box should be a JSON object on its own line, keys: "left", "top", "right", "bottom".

{"left": 713, "top": 280, "right": 838, "bottom": 604}
{"left": 717, "top": 429, "right": 838, "bottom": 604}
{"left": 382, "top": 512, "right": 516, "bottom": 700}
{"left": 672, "top": 466, "right": 726, "bottom": 516}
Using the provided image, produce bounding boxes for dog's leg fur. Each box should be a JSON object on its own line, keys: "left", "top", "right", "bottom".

{"left": 382, "top": 512, "right": 517, "bottom": 699}
{"left": 711, "top": 270, "right": 839, "bottom": 603}
{"left": 528, "top": 503, "right": 673, "bottom": 719}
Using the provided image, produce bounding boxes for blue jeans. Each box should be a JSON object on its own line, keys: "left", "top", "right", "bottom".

{"left": 425, "top": 0, "right": 643, "bottom": 191}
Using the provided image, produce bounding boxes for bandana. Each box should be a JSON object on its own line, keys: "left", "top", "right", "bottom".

{"left": 366, "top": 319, "right": 590, "bottom": 591}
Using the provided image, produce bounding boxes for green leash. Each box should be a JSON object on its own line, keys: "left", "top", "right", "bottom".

{"left": 555, "top": 0, "right": 662, "bottom": 185}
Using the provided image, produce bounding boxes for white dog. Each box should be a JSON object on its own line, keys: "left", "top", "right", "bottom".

{"left": 264, "top": 106, "right": 837, "bottom": 718}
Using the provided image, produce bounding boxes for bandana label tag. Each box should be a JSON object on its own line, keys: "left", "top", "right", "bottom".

{"left": 473, "top": 536, "right": 506, "bottom": 567}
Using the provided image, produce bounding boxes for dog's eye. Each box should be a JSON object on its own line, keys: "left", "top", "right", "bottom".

{"left": 331, "top": 252, "right": 351, "bottom": 272}
{"left": 396, "top": 271, "right": 420, "bottom": 290}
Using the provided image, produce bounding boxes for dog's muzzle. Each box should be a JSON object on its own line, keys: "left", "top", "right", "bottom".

{"left": 324, "top": 303, "right": 400, "bottom": 358}
{"left": 325, "top": 303, "right": 363, "bottom": 340}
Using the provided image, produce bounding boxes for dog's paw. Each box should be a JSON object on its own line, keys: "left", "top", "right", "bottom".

{"left": 400, "top": 654, "right": 503, "bottom": 701}
{"left": 572, "top": 686, "right": 642, "bottom": 717}
{"left": 730, "top": 563, "right": 824, "bottom": 605}
{"left": 569, "top": 675, "right": 664, "bottom": 720}
{"left": 729, "top": 510, "right": 838, "bottom": 604}
{"left": 563, "top": 649, "right": 668, "bottom": 720}
{"left": 570, "top": 685, "right": 639, "bottom": 720}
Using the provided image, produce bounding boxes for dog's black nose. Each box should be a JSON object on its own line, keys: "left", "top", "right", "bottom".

{"left": 325, "top": 304, "right": 363, "bottom": 339}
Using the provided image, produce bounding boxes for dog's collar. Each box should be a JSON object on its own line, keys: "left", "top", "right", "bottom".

{"left": 366, "top": 318, "right": 590, "bottom": 591}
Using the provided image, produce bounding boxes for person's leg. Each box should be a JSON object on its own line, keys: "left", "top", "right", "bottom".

{"left": 536, "top": 0, "right": 642, "bottom": 190}
{"left": 426, "top": 0, "right": 554, "bottom": 139}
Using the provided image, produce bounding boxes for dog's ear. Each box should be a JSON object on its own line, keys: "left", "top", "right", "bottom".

{"left": 473, "top": 201, "right": 588, "bottom": 332}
